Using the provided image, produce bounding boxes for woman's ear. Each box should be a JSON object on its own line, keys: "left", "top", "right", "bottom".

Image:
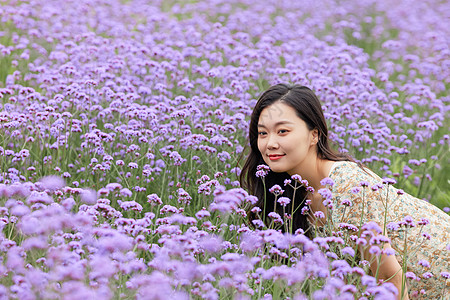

{"left": 311, "top": 129, "right": 319, "bottom": 145}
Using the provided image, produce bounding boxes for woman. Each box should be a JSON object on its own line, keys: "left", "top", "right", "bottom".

{"left": 240, "top": 83, "right": 449, "bottom": 299}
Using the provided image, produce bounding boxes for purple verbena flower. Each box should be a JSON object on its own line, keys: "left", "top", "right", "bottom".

{"left": 341, "top": 247, "right": 355, "bottom": 257}
{"left": 277, "top": 197, "right": 290, "bottom": 207}
{"left": 256, "top": 165, "right": 270, "bottom": 178}
{"left": 400, "top": 216, "right": 416, "bottom": 227}
{"left": 320, "top": 177, "right": 334, "bottom": 187}
{"left": 268, "top": 185, "right": 284, "bottom": 196}
{"left": 38, "top": 175, "right": 66, "bottom": 191}
{"left": 147, "top": 194, "right": 162, "bottom": 205}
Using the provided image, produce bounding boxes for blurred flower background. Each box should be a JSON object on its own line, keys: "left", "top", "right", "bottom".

{"left": 0, "top": 0, "right": 448, "bottom": 298}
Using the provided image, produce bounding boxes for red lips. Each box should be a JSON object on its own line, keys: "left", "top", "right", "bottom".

{"left": 268, "top": 154, "right": 285, "bottom": 161}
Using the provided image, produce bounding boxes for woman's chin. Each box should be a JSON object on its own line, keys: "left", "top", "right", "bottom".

{"left": 268, "top": 165, "right": 287, "bottom": 173}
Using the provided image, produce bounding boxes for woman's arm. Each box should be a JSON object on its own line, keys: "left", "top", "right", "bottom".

{"left": 364, "top": 242, "right": 409, "bottom": 300}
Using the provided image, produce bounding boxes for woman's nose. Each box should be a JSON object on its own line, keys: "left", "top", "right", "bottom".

{"left": 267, "top": 135, "right": 279, "bottom": 149}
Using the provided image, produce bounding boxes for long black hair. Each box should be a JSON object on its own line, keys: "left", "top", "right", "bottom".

{"left": 240, "top": 83, "right": 353, "bottom": 235}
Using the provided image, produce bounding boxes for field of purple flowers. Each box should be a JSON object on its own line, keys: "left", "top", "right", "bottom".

{"left": 0, "top": 0, "right": 449, "bottom": 298}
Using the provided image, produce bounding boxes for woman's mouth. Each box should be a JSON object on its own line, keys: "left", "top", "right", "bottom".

{"left": 268, "top": 154, "right": 285, "bottom": 161}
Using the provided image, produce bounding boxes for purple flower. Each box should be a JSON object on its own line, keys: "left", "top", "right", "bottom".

{"left": 80, "top": 189, "right": 97, "bottom": 204}
{"left": 177, "top": 188, "right": 192, "bottom": 204}
{"left": 195, "top": 208, "right": 211, "bottom": 219}
{"left": 106, "top": 183, "right": 122, "bottom": 191}
{"left": 252, "top": 219, "right": 265, "bottom": 228}
{"left": 386, "top": 222, "right": 400, "bottom": 231}
{"left": 256, "top": 165, "right": 270, "bottom": 178}
{"left": 147, "top": 194, "right": 162, "bottom": 205}
{"left": 255, "top": 170, "right": 267, "bottom": 178}
{"left": 291, "top": 174, "right": 302, "bottom": 181}
{"left": 417, "top": 218, "right": 430, "bottom": 226}
{"left": 120, "top": 188, "right": 132, "bottom": 197}
{"left": 359, "top": 181, "right": 370, "bottom": 187}
{"left": 160, "top": 205, "right": 180, "bottom": 215}
{"left": 371, "top": 183, "right": 383, "bottom": 191}
{"left": 38, "top": 175, "right": 66, "bottom": 191}
{"left": 382, "top": 248, "right": 395, "bottom": 256}
{"left": 268, "top": 212, "right": 282, "bottom": 220}
{"left": 268, "top": 185, "right": 284, "bottom": 195}
{"left": 369, "top": 246, "right": 381, "bottom": 256}
{"left": 318, "top": 188, "right": 332, "bottom": 200}
{"left": 320, "top": 177, "right": 334, "bottom": 187}
{"left": 26, "top": 191, "right": 53, "bottom": 205}
{"left": 340, "top": 198, "right": 352, "bottom": 206}
{"left": 339, "top": 223, "right": 358, "bottom": 232}
{"left": 405, "top": 272, "right": 417, "bottom": 280}
{"left": 362, "top": 221, "right": 382, "bottom": 234}
{"left": 306, "top": 186, "right": 315, "bottom": 193}
{"left": 418, "top": 260, "right": 431, "bottom": 268}
{"left": 240, "top": 233, "right": 263, "bottom": 252}
{"left": 210, "top": 187, "right": 247, "bottom": 213}
{"left": 120, "top": 201, "right": 143, "bottom": 212}
{"left": 382, "top": 177, "right": 397, "bottom": 185}
{"left": 6, "top": 247, "right": 25, "bottom": 273}
{"left": 128, "top": 162, "right": 138, "bottom": 169}
{"left": 10, "top": 205, "right": 30, "bottom": 217}
{"left": 245, "top": 195, "right": 258, "bottom": 205}
{"left": 97, "top": 231, "right": 133, "bottom": 254}
{"left": 89, "top": 255, "right": 116, "bottom": 280}
{"left": 169, "top": 151, "right": 186, "bottom": 166}
{"left": 197, "top": 235, "right": 223, "bottom": 253}
{"left": 341, "top": 247, "right": 355, "bottom": 257}
{"left": 313, "top": 211, "right": 325, "bottom": 219}
{"left": 350, "top": 187, "right": 361, "bottom": 194}
{"left": 251, "top": 207, "right": 262, "bottom": 214}
{"left": 340, "top": 284, "right": 357, "bottom": 294}
{"left": 97, "top": 188, "right": 110, "bottom": 196}
{"left": 277, "top": 197, "right": 290, "bottom": 207}
{"left": 400, "top": 216, "right": 416, "bottom": 227}
{"left": 402, "top": 165, "right": 413, "bottom": 177}
{"left": 422, "top": 232, "right": 431, "bottom": 240}
{"left": 361, "top": 275, "right": 377, "bottom": 287}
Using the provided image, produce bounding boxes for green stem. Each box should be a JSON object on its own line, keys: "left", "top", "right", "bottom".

{"left": 290, "top": 181, "right": 298, "bottom": 235}
{"left": 400, "top": 228, "right": 408, "bottom": 299}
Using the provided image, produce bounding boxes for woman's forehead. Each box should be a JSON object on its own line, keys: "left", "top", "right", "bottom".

{"left": 258, "top": 102, "right": 299, "bottom": 125}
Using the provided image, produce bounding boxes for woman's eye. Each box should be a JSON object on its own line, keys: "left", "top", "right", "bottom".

{"left": 278, "top": 129, "right": 288, "bottom": 134}
{"left": 258, "top": 132, "right": 266, "bottom": 136}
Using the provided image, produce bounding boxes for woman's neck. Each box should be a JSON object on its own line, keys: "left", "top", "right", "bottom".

{"left": 294, "top": 158, "right": 335, "bottom": 193}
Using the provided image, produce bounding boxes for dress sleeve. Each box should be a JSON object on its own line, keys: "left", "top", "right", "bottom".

{"left": 330, "top": 163, "right": 390, "bottom": 230}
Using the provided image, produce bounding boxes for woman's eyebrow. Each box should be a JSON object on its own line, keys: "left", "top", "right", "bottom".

{"left": 257, "top": 121, "right": 295, "bottom": 128}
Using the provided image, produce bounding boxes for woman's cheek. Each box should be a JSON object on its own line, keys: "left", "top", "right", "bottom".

{"left": 257, "top": 139, "right": 265, "bottom": 154}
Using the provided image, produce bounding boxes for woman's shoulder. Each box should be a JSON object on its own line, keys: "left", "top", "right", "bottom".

{"left": 329, "top": 160, "right": 364, "bottom": 177}
{"left": 329, "top": 160, "right": 381, "bottom": 186}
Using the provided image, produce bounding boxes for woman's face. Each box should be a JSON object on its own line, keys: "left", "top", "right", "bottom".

{"left": 257, "top": 101, "right": 317, "bottom": 175}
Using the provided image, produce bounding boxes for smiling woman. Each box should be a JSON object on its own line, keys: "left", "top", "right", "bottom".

{"left": 241, "top": 84, "right": 352, "bottom": 235}
{"left": 240, "top": 83, "right": 450, "bottom": 299}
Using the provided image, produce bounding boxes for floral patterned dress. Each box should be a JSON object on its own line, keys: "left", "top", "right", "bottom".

{"left": 328, "top": 161, "right": 449, "bottom": 299}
